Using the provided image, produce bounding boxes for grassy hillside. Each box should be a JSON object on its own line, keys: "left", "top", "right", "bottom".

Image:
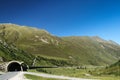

{"left": 0, "top": 24, "right": 69, "bottom": 58}
{"left": 0, "top": 39, "right": 34, "bottom": 65}
{"left": 103, "top": 60, "right": 120, "bottom": 76}
{"left": 0, "top": 23, "right": 120, "bottom": 66}
{"left": 0, "top": 38, "right": 71, "bottom": 66}
{"left": 90, "top": 60, "right": 120, "bottom": 77}
{"left": 62, "top": 36, "right": 120, "bottom": 65}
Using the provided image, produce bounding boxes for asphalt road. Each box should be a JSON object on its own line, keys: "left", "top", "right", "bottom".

{"left": 24, "top": 72, "right": 95, "bottom": 80}
{"left": 0, "top": 72, "right": 24, "bottom": 80}
{"left": 0, "top": 72, "right": 97, "bottom": 80}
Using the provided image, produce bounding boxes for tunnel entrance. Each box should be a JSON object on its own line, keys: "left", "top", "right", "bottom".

{"left": 7, "top": 62, "right": 22, "bottom": 72}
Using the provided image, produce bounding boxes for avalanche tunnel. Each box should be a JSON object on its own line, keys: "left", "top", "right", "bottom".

{"left": 7, "top": 61, "right": 27, "bottom": 72}
{"left": 7, "top": 62, "right": 22, "bottom": 71}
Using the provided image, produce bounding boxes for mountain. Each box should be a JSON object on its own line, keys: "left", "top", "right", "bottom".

{"left": 0, "top": 24, "right": 70, "bottom": 58}
{"left": 62, "top": 36, "right": 120, "bottom": 65}
{"left": 0, "top": 23, "right": 120, "bottom": 66}
{"left": 0, "top": 36, "right": 34, "bottom": 65}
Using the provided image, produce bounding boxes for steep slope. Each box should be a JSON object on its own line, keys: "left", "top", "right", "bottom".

{"left": 62, "top": 36, "right": 120, "bottom": 65}
{"left": 0, "top": 23, "right": 120, "bottom": 66}
{"left": 0, "top": 38, "right": 34, "bottom": 65}
{"left": 0, "top": 24, "right": 69, "bottom": 58}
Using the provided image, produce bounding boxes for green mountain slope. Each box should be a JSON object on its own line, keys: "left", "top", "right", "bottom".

{"left": 101, "top": 60, "right": 120, "bottom": 76}
{"left": 0, "top": 23, "right": 120, "bottom": 66}
{"left": 0, "top": 24, "right": 69, "bottom": 58}
{"left": 62, "top": 36, "right": 120, "bottom": 65}
{"left": 0, "top": 38, "right": 34, "bottom": 65}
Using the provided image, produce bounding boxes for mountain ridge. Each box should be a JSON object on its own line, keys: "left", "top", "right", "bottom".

{"left": 0, "top": 23, "right": 120, "bottom": 66}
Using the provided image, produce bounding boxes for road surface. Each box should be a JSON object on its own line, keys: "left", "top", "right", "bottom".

{"left": 0, "top": 72, "right": 25, "bottom": 80}
{"left": 0, "top": 72, "right": 97, "bottom": 80}
{"left": 24, "top": 72, "right": 95, "bottom": 80}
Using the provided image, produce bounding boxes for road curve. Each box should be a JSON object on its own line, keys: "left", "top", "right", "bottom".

{"left": 24, "top": 72, "right": 96, "bottom": 80}
{"left": 0, "top": 72, "right": 98, "bottom": 80}
{"left": 0, "top": 72, "right": 25, "bottom": 80}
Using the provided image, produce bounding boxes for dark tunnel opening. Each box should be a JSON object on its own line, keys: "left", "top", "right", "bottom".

{"left": 21, "top": 63, "right": 28, "bottom": 71}
{"left": 7, "top": 62, "right": 22, "bottom": 72}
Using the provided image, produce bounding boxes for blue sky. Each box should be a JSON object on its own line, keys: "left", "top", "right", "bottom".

{"left": 0, "top": 0, "right": 120, "bottom": 44}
